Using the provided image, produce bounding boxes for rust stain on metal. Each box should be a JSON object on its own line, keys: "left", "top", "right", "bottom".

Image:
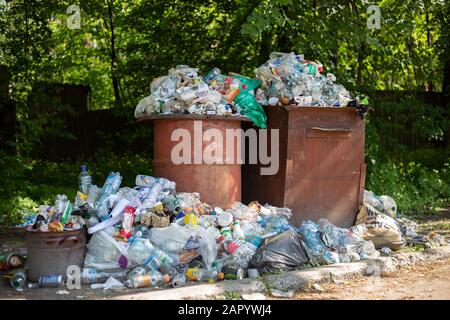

{"left": 151, "top": 116, "right": 245, "bottom": 208}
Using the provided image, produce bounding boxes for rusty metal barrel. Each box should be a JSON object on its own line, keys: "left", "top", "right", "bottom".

{"left": 26, "top": 229, "right": 86, "bottom": 282}
{"left": 139, "top": 115, "right": 250, "bottom": 208}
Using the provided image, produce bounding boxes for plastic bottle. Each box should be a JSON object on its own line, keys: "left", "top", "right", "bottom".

{"left": 9, "top": 269, "right": 26, "bottom": 291}
{"left": 143, "top": 255, "right": 163, "bottom": 273}
{"left": 86, "top": 185, "right": 101, "bottom": 207}
{"left": 81, "top": 268, "right": 128, "bottom": 284}
{"left": 185, "top": 268, "right": 224, "bottom": 282}
{"left": 125, "top": 271, "right": 170, "bottom": 288}
{"left": 135, "top": 175, "right": 176, "bottom": 191}
{"left": 95, "top": 172, "right": 122, "bottom": 219}
{"left": 170, "top": 273, "right": 187, "bottom": 288}
{"left": 225, "top": 241, "right": 257, "bottom": 268}
{"left": 183, "top": 211, "right": 197, "bottom": 226}
{"left": 232, "top": 221, "right": 245, "bottom": 241}
{"left": 204, "top": 67, "right": 224, "bottom": 82}
{"left": 151, "top": 247, "right": 178, "bottom": 272}
{"left": 78, "top": 165, "right": 93, "bottom": 195}
{"left": 54, "top": 194, "right": 68, "bottom": 214}
{"left": 220, "top": 227, "right": 233, "bottom": 239}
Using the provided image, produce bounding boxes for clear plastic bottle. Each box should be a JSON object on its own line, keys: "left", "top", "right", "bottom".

{"left": 127, "top": 266, "right": 149, "bottom": 279}
{"left": 86, "top": 185, "right": 100, "bottom": 207}
{"left": 54, "top": 194, "right": 68, "bottom": 214}
{"left": 143, "top": 255, "right": 163, "bottom": 273}
{"left": 185, "top": 268, "right": 224, "bottom": 282}
{"left": 78, "top": 165, "right": 92, "bottom": 195}
{"left": 125, "top": 271, "right": 170, "bottom": 288}
{"left": 95, "top": 172, "right": 122, "bottom": 219}
{"left": 170, "top": 273, "right": 187, "bottom": 288}
{"left": 222, "top": 241, "right": 257, "bottom": 269}
{"left": 81, "top": 268, "right": 127, "bottom": 284}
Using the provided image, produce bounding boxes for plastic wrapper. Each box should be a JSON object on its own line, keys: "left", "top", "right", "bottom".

{"left": 229, "top": 202, "right": 260, "bottom": 222}
{"left": 249, "top": 230, "right": 309, "bottom": 273}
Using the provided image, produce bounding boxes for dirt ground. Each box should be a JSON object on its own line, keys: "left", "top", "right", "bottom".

{"left": 1, "top": 207, "right": 449, "bottom": 300}
{"left": 287, "top": 257, "right": 450, "bottom": 300}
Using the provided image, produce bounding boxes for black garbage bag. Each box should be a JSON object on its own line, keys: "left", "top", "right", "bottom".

{"left": 249, "top": 230, "right": 309, "bottom": 273}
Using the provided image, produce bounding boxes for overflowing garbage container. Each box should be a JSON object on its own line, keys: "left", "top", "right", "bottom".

{"left": 2, "top": 52, "right": 447, "bottom": 293}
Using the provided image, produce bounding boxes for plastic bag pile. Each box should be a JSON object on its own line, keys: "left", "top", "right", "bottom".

{"left": 134, "top": 65, "right": 267, "bottom": 128}
{"left": 254, "top": 52, "right": 354, "bottom": 107}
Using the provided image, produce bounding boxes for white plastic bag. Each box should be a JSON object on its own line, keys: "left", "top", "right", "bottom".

{"left": 127, "top": 238, "right": 154, "bottom": 267}
{"left": 84, "top": 231, "right": 128, "bottom": 270}
{"left": 148, "top": 223, "right": 197, "bottom": 253}
{"left": 198, "top": 227, "right": 217, "bottom": 269}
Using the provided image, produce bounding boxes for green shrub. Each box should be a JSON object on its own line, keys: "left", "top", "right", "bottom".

{"left": 366, "top": 157, "right": 450, "bottom": 214}
{"left": 0, "top": 152, "right": 152, "bottom": 225}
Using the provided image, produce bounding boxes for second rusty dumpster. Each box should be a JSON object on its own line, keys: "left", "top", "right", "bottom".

{"left": 242, "top": 105, "right": 366, "bottom": 228}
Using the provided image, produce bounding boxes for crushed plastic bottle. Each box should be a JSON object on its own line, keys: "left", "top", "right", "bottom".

{"left": 125, "top": 271, "right": 170, "bottom": 288}
{"left": 170, "top": 273, "right": 187, "bottom": 288}
{"left": 185, "top": 268, "right": 224, "bottom": 282}
{"left": 95, "top": 172, "right": 122, "bottom": 220}
{"left": 81, "top": 268, "right": 127, "bottom": 284}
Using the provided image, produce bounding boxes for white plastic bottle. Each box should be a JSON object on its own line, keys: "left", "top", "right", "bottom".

{"left": 232, "top": 221, "right": 245, "bottom": 241}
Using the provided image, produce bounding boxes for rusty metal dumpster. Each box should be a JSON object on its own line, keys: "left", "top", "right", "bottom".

{"left": 242, "top": 106, "right": 366, "bottom": 228}
{"left": 139, "top": 115, "right": 250, "bottom": 208}
{"left": 26, "top": 228, "right": 86, "bottom": 282}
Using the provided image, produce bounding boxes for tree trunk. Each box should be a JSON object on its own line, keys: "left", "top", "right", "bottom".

{"left": 425, "top": 1, "right": 434, "bottom": 91}
{"left": 107, "top": 0, "right": 121, "bottom": 105}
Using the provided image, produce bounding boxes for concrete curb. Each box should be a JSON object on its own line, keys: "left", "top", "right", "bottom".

{"left": 112, "top": 246, "right": 450, "bottom": 300}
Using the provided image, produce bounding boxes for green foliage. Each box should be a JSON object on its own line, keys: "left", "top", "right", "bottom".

{"left": 0, "top": 152, "right": 152, "bottom": 225}
{"left": 365, "top": 157, "right": 450, "bottom": 214}
{"left": 0, "top": 0, "right": 449, "bottom": 224}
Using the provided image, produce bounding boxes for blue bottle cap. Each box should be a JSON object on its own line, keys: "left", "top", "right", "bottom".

{"left": 81, "top": 164, "right": 87, "bottom": 172}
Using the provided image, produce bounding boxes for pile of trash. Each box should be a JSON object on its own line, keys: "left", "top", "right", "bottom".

{"left": 79, "top": 171, "right": 382, "bottom": 289}
{"left": 351, "top": 190, "right": 447, "bottom": 252}
{"left": 134, "top": 52, "right": 372, "bottom": 129}
{"left": 134, "top": 65, "right": 267, "bottom": 128}
{"left": 5, "top": 166, "right": 447, "bottom": 291}
{"left": 254, "top": 52, "right": 358, "bottom": 108}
